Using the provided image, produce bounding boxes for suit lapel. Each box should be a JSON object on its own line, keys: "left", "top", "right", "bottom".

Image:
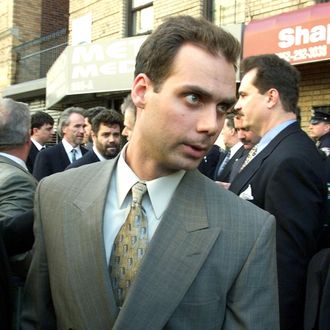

{"left": 213, "top": 151, "right": 227, "bottom": 180}
{"left": 218, "top": 145, "right": 245, "bottom": 181}
{"left": 114, "top": 171, "right": 221, "bottom": 329}
{"left": 229, "top": 122, "right": 299, "bottom": 194}
{"left": 58, "top": 142, "right": 71, "bottom": 167}
{"left": 65, "top": 160, "right": 119, "bottom": 326}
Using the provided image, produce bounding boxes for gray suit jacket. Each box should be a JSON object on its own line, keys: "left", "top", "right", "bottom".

{"left": 0, "top": 155, "right": 37, "bottom": 221}
{"left": 21, "top": 159, "right": 279, "bottom": 329}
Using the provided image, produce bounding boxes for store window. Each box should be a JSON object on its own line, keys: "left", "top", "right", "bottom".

{"left": 129, "top": 0, "right": 153, "bottom": 36}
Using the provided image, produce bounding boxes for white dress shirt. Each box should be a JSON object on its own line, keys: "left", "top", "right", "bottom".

{"left": 62, "top": 138, "right": 83, "bottom": 162}
{"left": 93, "top": 145, "right": 106, "bottom": 161}
{"left": 103, "top": 146, "right": 185, "bottom": 263}
{"left": 31, "top": 137, "right": 45, "bottom": 151}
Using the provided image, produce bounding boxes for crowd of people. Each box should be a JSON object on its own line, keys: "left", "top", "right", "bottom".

{"left": 0, "top": 14, "right": 329, "bottom": 330}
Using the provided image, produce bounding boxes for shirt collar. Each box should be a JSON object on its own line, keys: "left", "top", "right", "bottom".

{"left": 229, "top": 141, "right": 243, "bottom": 158}
{"left": 0, "top": 152, "right": 28, "bottom": 171}
{"left": 62, "top": 138, "right": 81, "bottom": 153}
{"left": 257, "top": 119, "right": 296, "bottom": 154}
{"left": 31, "top": 138, "right": 44, "bottom": 150}
{"left": 116, "top": 144, "right": 185, "bottom": 219}
{"left": 92, "top": 145, "right": 106, "bottom": 161}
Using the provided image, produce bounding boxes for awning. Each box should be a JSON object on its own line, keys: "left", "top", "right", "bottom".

{"left": 46, "top": 35, "right": 147, "bottom": 108}
{"left": 243, "top": 3, "right": 330, "bottom": 65}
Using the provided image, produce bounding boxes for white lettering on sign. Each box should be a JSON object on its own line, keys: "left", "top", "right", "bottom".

{"left": 71, "top": 60, "right": 135, "bottom": 79}
{"left": 276, "top": 45, "right": 327, "bottom": 63}
{"left": 278, "top": 24, "right": 330, "bottom": 48}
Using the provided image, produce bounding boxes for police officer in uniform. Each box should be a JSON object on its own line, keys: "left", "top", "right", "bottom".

{"left": 309, "top": 106, "right": 330, "bottom": 156}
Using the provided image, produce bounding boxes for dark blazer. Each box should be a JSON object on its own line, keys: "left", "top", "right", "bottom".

{"left": 26, "top": 143, "right": 39, "bottom": 174}
{"left": 197, "top": 145, "right": 221, "bottom": 179}
{"left": 304, "top": 248, "right": 330, "bottom": 330}
{"left": 66, "top": 149, "right": 100, "bottom": 170}
{"left": 33, "top": 142, "right": 87, "bottom": 181}
{"left": 228, "top": 149, "right": 249, "bottom": 183}
{"left": 0, "top": 211, "right": 34, "bottom": 330}
{"left": 214, "top": 145, "right": 245, "bottom": 182}
{"left": 230, "top": 122, "right": 327, "bottom": 330}
{"left": 318, "top": 132, "right": 330, "bottom": 149}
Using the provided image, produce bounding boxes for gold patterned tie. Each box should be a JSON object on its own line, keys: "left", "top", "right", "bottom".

{"left": 240, "top": 145, "right": 258, "bottom": 171}
{"left": 110, "top": 181, "right": 148, "bottom": 307}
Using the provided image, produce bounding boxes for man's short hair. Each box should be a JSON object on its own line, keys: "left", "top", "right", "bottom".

{"left": 134, "top": 15, "right": 241, "bottom": 92}
{"left": 0, "top": 98, "right": 30, "bottom": 150}
{"left": 57, "top": 107, "right": 84, "bottom": 138}
{"left": 84, "top": 106, "right": 107, "bottom": 124}
{"left": 240, "top": 54, "right": 300, "bottom": 114}
{"left": 91, "top": 109, "right": 124, "bottom": 134}
{"left": 31, "top": 111, "right": 54, "bottom": 132}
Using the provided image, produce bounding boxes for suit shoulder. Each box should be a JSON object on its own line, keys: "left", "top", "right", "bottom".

{"left": 42, "top": 159, "right": 112, "bottom": 186}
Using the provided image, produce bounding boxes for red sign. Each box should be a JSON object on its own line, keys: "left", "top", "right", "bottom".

{"left": 243, "top": 3, "right": 330, "bottom": 65}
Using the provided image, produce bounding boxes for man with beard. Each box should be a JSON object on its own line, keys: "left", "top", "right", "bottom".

{"left": 66, "top": 109, "right": 123, "bottom": 169}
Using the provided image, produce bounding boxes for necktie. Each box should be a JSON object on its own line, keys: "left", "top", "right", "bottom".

{"left": 71, "top": 149, "right": 77, "bottom": 162}
{"left": 240, "top": 145, "right": 258, "bottom": 171}
{"left": 110, "top": 181, "right": 148, "bottom": 307}
{"left": 216, "top": 150, "right": 231, "bottom": 177}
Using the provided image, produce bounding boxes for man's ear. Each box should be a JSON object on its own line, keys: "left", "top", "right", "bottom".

{"left": 131, "top": 73, "right": 151, "bottom": 109}
{"left": 266, "top": 88, "right": 279, "bottom": 109}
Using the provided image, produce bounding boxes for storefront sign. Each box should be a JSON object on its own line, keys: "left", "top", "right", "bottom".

{"left": 243, "top": 3, "right": 330, "bottom": 65}
{"left": 46, "top": 35, "right": 147, "bottom": 108}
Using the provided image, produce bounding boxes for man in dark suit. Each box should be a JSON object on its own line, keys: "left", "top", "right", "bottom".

{"left": 21, "top": 16, "right": 279, "bottom": 329}
{"left": 33, "top": 107, "right": 87, "bottom": 180}
{"left": 230, "top": 54, "right": 327, "bottom": 330}
{"left": 67, "top": 109, "right": 123, "bottom": 169}
{"left": 26, "top": 111, "right": 54, "bottom": 173}
{"left": 214, "top": 114, "right": 245, "bottom": 185}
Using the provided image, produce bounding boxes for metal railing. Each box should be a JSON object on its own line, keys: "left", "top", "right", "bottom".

{"left": 13, "top": 28, "right": 68, "bottom": 84}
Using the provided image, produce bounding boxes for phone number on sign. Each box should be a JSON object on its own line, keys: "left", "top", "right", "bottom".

{"left": 276, "top": 45, "right": 327, "bottom": 62}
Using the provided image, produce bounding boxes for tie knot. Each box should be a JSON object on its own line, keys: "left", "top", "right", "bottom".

{"left": 249, "top": 145, "right": 258, "bottom": 157}
{"left": 131, "top": 181, "right": 147, "bottom": 205}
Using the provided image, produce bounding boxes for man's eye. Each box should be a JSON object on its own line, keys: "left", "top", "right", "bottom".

{"left": 186, "top": 94, "right": 199, "bottom": 105}
{"left": 217, "top": 103, "right": 233, "bottom": 114}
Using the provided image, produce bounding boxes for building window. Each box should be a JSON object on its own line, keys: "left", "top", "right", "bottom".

{"left": 129, "top": 0, "right": 153, "bottom": 36}
{"left": 211, "top": 0, "right": 245, "bottom": 25}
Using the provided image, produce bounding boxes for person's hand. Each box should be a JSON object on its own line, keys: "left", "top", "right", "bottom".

{"left": 215, "top": 181, "right": 231, "bottom": 189}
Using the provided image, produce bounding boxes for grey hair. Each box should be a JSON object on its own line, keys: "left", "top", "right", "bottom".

{"left": 120, "top": 94, "right": 136, "bottom": 119}
{"left": 0, "top": 98, "right": 30, "bottom": 149}
{"left": 57, "top": 106, "right": 84, "bottom": 138}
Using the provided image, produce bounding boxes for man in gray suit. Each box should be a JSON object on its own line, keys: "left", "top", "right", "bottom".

{"left": 0, "top": 98, "right": 37, "bottom": 329}
{"left": 0, "top": 99, "right": 37, "bottom": 222}
{"left": 21, "top": 16, "right": 279, "bottom": 329}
